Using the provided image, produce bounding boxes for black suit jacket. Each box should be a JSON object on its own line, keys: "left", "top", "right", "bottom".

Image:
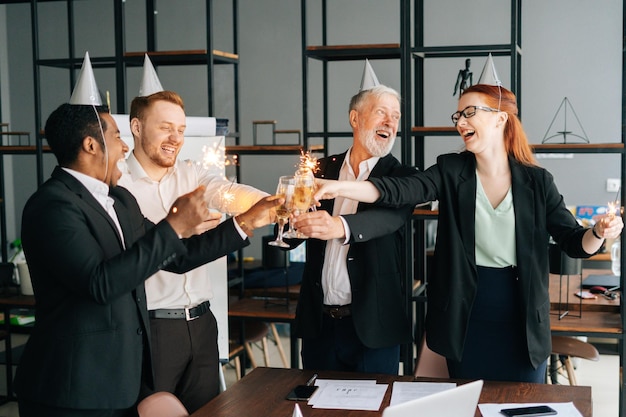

{"left": 369, "top": 152, "right": 591, "bottom": 367}
{"left": 14, "top": 167, "right": 247, "bottom": 409}
{"left": 293, "top": 152, "right": 415, "bottom": 349}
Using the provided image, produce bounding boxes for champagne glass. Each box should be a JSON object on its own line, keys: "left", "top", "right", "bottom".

{"left": 268, "top": 176, "right": 295, "bottom": 248}
{"left": 285, "top": 171, "right": 316, "bottom": 239}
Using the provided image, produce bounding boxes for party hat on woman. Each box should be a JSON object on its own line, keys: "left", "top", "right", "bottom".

{"left": 477, "top": 53, "right": 501, "bottom": 86}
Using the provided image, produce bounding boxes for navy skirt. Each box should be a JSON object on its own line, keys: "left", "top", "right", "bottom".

{"left": 446, "top": 265, "right": 547, "bottom": 383}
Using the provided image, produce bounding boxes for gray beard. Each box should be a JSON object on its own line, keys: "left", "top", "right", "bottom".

{"left": 362, "top": 132, "right": 395, "bottom": 157}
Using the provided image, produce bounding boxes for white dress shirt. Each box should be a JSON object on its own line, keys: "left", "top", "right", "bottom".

{"left": 117, "top": 152, "right": 267, "bottom": 310}
{"left": 321, "top": 148, "right": 380, "bottom": 306}
{"left": 62, "top": 167, "right": 125, "bottom": 248}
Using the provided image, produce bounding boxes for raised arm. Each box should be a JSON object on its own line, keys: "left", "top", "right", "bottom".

{"left": 314, "top": 164, "right": 437, "bottom": 208}
{"left": 314, "top": 178, "right": 380, "bottom": 203}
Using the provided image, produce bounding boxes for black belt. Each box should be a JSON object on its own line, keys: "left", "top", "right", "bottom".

{"left": 149, "top": 300, "right": 211, "bottom": 321}
{"left": 322, "top": 304, "right": 352, "bottom": 319}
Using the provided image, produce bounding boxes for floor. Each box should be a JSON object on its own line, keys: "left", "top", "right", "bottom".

{"left": 0, "top": 332, "right": 619, "bottom": 416}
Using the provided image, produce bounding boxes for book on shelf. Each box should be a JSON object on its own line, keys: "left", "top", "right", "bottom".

{"left": 0, "top": 309, "right": 35, "bottom": 326}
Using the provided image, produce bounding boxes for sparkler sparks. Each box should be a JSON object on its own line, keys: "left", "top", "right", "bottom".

{"left": 298, "top": 150, "right": 319, "bottom": 174}
{"left": 219, "top": 177, "right": 238, "bottom": 215}
{"left": 201, "top": 140, "right": 226, "bottom": 170}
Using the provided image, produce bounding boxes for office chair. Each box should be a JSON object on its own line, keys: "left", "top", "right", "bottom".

{"left": 229, "top": 319, "right": 289, "bottom": 370}
{"left": 413, "top": 333, "right": 449, "bottom": 378}
{"left": 137, "top": 391, "right": 188, "bottom": 417}
{"left": 549, "top": 335, "right": 599, "bottom": 385}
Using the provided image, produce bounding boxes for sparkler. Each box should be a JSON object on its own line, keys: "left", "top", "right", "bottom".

{"left": 201, "top": 137, "right": 226, "bottom": 170}
{"left": 298, "top": 150, "right": 319, "bottom": 174}
{"left": 219, "top": 177, "right": 238, "bottom": 215}
{"left": 608, "top": 186, "right": 621, "bottom": 219}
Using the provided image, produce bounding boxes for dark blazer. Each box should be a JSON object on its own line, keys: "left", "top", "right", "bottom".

{"left": 14, "top": 167, "right": 247, "bottom": 410}
{"left": 293, "top": 152, "right": 415, "bottom": 349}
{"left": 369, "top": 152, "right": 591, "bottom": 367}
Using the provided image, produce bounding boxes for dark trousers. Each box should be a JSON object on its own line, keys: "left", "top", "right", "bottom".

{"left": 18, "top": 401, "right": 131, "bottom": 417}
{"left": 446, "top": 266, "right": 547, "bottom": 383}
{"left": 139, "top": 309, "right": 220, "bottom": 413}
{"left": 301, "top": 313, "right": 400, "bottom": 375}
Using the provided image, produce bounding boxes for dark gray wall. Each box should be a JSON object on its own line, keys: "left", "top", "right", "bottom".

{"left": 0, "top": 0, "right": 622, "bottom": 259}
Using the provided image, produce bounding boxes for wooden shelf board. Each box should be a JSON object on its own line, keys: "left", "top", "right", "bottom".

{"left": 532, "top": 143, "right": 624, "bottom": 153}
{"left": 413, "top": 207, "right": 438, "bottom": 218}
{"left": 125, "top": 49, "right": 238, "bottom": 60}
{"left": 306, "top": 43, "right": 401, "bottom": 61}
{"left": 412, "top": 126, "right": 458, "bottom": 136}
{"left": 0, "top": 146, "right": 51, "bottom": 155}
{"left": 412, "top": 43, "right": 516, "bottom": 59}
{"left": 225, "top": 144, "right": 323, "bottom": 155}
{"left": 38, "top": 49, "right": 239, "bottom": 69}
{"left": 412, "top": 129, "right": 624, "bottom": 152}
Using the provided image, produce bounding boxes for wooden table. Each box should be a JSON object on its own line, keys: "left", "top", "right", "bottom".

{"left": 228, "top": 297, "right": 298, "bottom": 368}
{"left": 549, "top": 267, "right": 623, "bottom": 416}
{"left": 243, "top": 284, "right": 301, "bottom": 300}
{"left": 549, "top": 268, "right": 620, "bottom": 314}
{"left": 191, "top": 367, "right": 592, "bottom": 417}
{"left": 549, "top": 267, "right": 622, "bottom": 335}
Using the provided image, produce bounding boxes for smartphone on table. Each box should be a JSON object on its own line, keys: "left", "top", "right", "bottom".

{"left": 286, "top": 385, "right": 318, "bottom": 401}
{"left": 500, "top": 405, "right": 557, "bottom": 416}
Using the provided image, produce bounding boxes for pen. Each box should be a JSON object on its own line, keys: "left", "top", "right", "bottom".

{"left": 306, "top": 373, "right": 318, "bottom": 386}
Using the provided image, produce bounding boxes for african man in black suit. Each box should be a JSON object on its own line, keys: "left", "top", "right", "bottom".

{"left": 14, "top": 103, "right": 278, "bottom": 417}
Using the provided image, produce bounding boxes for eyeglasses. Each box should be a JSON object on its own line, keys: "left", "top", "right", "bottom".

{"left": 451, "top": 105, "right": 499, "bottom": 126}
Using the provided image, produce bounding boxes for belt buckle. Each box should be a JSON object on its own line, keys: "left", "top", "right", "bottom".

{"left": 185, "top": 306, "right": 198, "bottom": 321}
{"left": 329, "top": 307, "right": 341, "bottom": 319}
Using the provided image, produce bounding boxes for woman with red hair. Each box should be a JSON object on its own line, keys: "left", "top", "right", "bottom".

{"left": 309, "top": 83, "right": 623, "bottom": 382}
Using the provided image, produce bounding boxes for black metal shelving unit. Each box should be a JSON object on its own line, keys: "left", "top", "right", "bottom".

{"left": 26, "top": 0, "right": 241, "bottom": 185}
{"left": 0, "top": 0, "right": 241, "bottom": 262}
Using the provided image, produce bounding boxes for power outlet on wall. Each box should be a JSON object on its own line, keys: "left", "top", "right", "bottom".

{"left": 606, "top": 178, "right": 621, "bottom": 193}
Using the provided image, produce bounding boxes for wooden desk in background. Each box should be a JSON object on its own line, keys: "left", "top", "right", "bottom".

{"left": 549, "top": 268, "right": 620, "bottom": 313}
{"left": 0, "top": 294, "right": 36, "bottom": 401}
{"left": 191, "top": 367, "right": 592, "bottom": 417}
{"left": 549, "top": 266, "right": 624, "bottom": 416}
{"left": 549, "top": 267, "right": 622, "bottom": 334}
{"left": 228, "top": 297, "right": 298, "bottom": 368}
{"left": 242, "top": 284, "right": 301, "bottom": 300}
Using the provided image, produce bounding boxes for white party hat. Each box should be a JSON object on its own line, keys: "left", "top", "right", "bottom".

{"left": 292, "top": 403, "right": 303, "bottom": 417}
{"left": 359, "top": 59, "right": 380, "bottom": 92}
{"left": 477, "top": 53, "right": 502, "bottom": 86}
{"left": 139, "top": 54, "right": 164, "bottom": 96}
{"left": 69, "top": 52, "right": 102, "bottom": 105}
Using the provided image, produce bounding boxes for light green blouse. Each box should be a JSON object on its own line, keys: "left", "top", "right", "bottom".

{"left": 475, "top": 173, "right": 517, "bottom": 267}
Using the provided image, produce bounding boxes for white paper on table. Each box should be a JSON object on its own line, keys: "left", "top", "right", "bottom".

{"left": 479, "top": 402, "right": 583, "bottom": 417}
{"left": 308, "top": 379, "right": 376, "bottom": 404}
{"left": 308, "top": 380, "right": 388, "bottom": 411}
{"left": 389, "top": 381, "right": 457, "bottom": 406}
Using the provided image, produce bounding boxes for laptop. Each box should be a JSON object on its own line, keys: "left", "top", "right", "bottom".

{"left": 382, "top": 379, "right": 483, "bottom": 417}
{"left": 582, "top": 274, "right": 620, "bottom": 289}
